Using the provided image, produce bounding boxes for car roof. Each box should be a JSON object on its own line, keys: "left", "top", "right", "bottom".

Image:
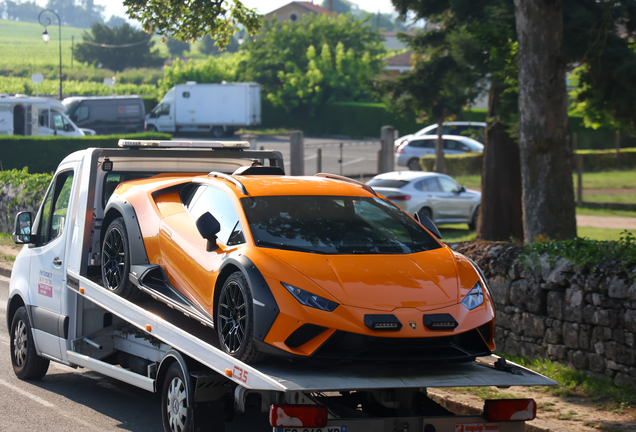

{"left": 405, "top": 134, "right": 482, "bottom": 144}
{"left": 370, "top": 171, "right": 442, "bottom": 182}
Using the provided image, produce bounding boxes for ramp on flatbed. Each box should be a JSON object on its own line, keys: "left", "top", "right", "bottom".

{"left": 67, "top": 270, "right": 556, "bottom": 393}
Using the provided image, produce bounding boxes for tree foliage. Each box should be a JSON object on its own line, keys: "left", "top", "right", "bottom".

{"left": 239, "top": 13, "right": 386, "bottom": 112}
{"left": 45, "top": 0, "right": 104, "bottom": 27}
{"left": 200, "top": 34, "right": 239, "bottom": 55}
{"left": 160, "top": 55, "right": 241, "bottom": 94}
{"left": 74, "top": 23, "right": 165, "bottom": 71}
{"left": 1, "top": 0, "right": 40, "bottom": 22}
{"left": 123, "top": 0, "right": 260, "bottom": 50}
{"left": 166, "top": 37, "right": 190, "bottom": 57}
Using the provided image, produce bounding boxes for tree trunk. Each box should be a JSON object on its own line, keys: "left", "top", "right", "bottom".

{"left": 477, "top": 79, "right": 524, "bottom": 241}
{"left": 435, "top": 118, "right": 445, "bottom": 173}
{"left": 514, "top": 0, "right": 576, "bottom": 243}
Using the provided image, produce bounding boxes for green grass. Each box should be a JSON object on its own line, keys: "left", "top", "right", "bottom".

{"left": 453, "top": 174, "right": 481, "bottom": 189}
{"left": 450, "top": 386, "right": 520, "bottom": 400}
{"left": 577, "top": 227, "right": 634, "bottom": 241}
{"left": 235, "top": 128, "right": 293, "bottom": 136}
{"left": 584, "top": 192, "right": 636, "bottom": 203}
{"left": 576, "top": 207, "right": 636, "bottom": 218}
{"left": 438, "top": 224, "right": 476, "bottom": 243}
{"left": 501, "top": 353, "right": 636, "bottom": 411}
{"left": 0, "top": 232, "right": 12, "bottom": 246}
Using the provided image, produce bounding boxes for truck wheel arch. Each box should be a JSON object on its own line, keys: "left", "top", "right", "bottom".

{"left": 6, "top": 294, "right": 27, "bottom": 334}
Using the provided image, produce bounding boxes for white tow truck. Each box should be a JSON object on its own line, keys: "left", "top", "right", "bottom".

{"left": 6, "top": 141, "right": 555, "bottom": 432}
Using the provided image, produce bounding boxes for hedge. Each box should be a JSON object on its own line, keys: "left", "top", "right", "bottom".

{"left": 420, "top": 147, "right": 636, "bottom": 175}
{"left": 0, "top": 132, "right": 172, "bottom": 173}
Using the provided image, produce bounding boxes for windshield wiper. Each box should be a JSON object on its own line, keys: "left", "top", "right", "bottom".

{"left": 256, "top": 240, "right": 318, "bottom": 253}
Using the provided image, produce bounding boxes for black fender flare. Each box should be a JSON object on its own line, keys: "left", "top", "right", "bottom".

{"left": 219, "top": 253, "right": 279, "bottom": 341}
{"left": 103, "top": 196, "right": 149, "bottom": 266}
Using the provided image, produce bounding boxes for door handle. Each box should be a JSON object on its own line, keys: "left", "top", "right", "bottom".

{"left": 53, "top": 257, "right": 62, "bottom": 266}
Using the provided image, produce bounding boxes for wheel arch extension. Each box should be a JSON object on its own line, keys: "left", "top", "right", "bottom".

{"left": 215, "top": 254, "right": 279, "bottom": 342}
{"left": 102, "top": 197, "right": 149, "bottom": 266}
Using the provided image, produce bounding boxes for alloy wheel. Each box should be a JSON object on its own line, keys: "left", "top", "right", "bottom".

{"left": 13, "top": 320, "right": 27, "bottom": 368}
{"left": 218, "top": 281, "right": 246, "bottom": 354}
{"left": 103, "top": 227, "right": 125, "bottom": 290}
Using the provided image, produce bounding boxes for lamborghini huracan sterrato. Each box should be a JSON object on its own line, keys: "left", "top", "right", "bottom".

{"left": 100, "top": 167, "right": 495, "bottom": 364}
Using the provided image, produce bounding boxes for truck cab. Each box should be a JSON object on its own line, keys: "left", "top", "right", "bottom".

{"left": 0, "top": 94, "right": 85, "bottom": 137}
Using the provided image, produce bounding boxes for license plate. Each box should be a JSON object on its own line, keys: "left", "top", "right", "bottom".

{"left": 275, "top": 427, "right": 347, "bottom": 432}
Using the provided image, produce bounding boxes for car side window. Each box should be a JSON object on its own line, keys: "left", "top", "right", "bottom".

{"left": 36, "top": 170, "right": 74, "bottom": 245}
{"left": 52, "top": 112, "right": 64, "bottom": 130}
{"left": 38, "top": 110, "right": 49, "bottom": 128}
{"left": 76, "top": 106, "right": 89, "bottom": 122}
{"left": 409, "top": 140, "right": 424, "bottom": 148}
{"left": 438, "top": 177, "right": 459, "bottom": 193}
{"left": 414, "top": 180, "right": 425, "bottom": 191}
{"left": 188, "top": 186, "right": 244, "bottom": 245}
{"left": 424, "top": 178, "right": 441, "bottom": 192}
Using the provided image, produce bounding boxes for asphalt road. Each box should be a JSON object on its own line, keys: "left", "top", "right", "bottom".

{"left": 174, "top": 134, "right": 384, "bottom": 178}
{"left": 0, "top": 275, "right": 269, "bottom": 431}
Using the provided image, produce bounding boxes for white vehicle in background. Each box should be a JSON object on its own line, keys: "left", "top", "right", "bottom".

{"left": 368, "top": 171, "right": 482, "bottom": 229}
{"left": 394, "top": 121, "right": 487, "bottom": 148}
{"left": 145, "top": 82, "right": 261, "bottom": 137}
{"left": 396, "top": 134, "right": 484, "bottom": 171}
{"left": 0, "top": 94, "right": 85, "bottom": 137}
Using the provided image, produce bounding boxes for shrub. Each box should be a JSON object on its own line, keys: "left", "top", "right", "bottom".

{"left": 0, "top": 132, "right": 172, "bottom": 173}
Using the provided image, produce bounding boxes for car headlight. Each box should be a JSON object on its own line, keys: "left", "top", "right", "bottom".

{"left": 281, "top": 282, "right": 339, "bottom": 312}
{"left": 461, "top": 281, "right": 484, "bottom": 310}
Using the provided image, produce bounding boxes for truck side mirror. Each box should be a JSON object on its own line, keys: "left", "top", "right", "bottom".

{"left": 196, "top": 212, "right": 221, "bottom": 251}
{"left": 414, "top": 212, "right": 442, "bottom": 239}
{"left": 13, "top": 211, "right": 33, "bottom": 244}
{"left": 64, "top": 124, "right": 74, "bottom": 132}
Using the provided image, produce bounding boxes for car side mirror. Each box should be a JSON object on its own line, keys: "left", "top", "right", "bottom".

{"left": 414, "top": 212, "right": 442, "bottom": 239}
{"left": 196, "top": 212, "right": 221, "bottom": 251}
{"left": 13, "top": 211, "right": 33, "bottom": 244}
{"left": 458, "top": 186, "right": 466, "bottom": 193}
{"left": 64, "top": 124, "right": 73, "bottom": 132}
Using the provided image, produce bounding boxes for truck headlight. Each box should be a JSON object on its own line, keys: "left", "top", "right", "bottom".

{"left": 281, "top": 282, "right": 338, "bottom": 312}
{"left": 461, "top": 282, "right": 484, "bottom": 310}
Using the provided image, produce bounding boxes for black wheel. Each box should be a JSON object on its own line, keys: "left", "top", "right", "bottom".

{"left": 217, "top": 272, "right": 265, "bottom": 363}
{"left": 162, "top": 362, "right": 192, "bottom": 432}
{"left": 407, "top": 158, "right": 421, "bottom": 171}
{"left": 418, "top": 207, "right": 433, "bottom": 221}
{"left": 101, "top": 217, "right": 140, "bottom": 300}
{"left": 10, "top": 307, "right": 49, "bottom": 380}
{"left": 211, "top": 126, "right": 225, "bottom": 138}
{"left": 469, "top": 206, "right": 479, "bottom": 230}
{"left": 146, "top": 124, "right": 156, "bottom": 132}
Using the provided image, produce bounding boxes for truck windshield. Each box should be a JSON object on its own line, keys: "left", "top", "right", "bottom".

{"left": 241, "top": 196, "right": 441, "bottom": 254}
{"left": 63, "top": 99, "right": 80, "bottom": 116}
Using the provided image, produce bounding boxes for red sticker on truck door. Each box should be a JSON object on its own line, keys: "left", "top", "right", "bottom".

{"left": 38, "top": 270, "right": 53, "bottom": 297}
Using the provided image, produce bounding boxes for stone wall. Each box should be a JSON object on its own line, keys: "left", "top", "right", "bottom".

{"left": 452, "top": 241, "right": 636, "bottom": 387}
{"left": 0, "top": 182, "right": 44, "bottom": 233}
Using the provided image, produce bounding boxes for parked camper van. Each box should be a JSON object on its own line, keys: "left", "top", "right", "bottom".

{"left": 63, "top": 95, "right": 145, "bottom": 135}
{"left": 0, "top": 94, "right": 85, "bottom": 137}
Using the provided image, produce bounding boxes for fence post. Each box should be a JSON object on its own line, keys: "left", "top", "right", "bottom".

{"left": 316, "top": 148, "right": 322, "bottom": 173}
{"left": 290, "top": 130, "right": 304, "bottom": 176}
{"left": 380, "top": 125, "right": 395, "bottom": 173}
{"left": 616, "top": 130, "right": 621, "bottom": 169}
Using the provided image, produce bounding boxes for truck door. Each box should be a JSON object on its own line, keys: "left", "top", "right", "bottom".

{"left": 28, "top": 168, "right": 75, "bottom": 360}
{"left": 150, "top": 103, "right": 174, "bottom": 132}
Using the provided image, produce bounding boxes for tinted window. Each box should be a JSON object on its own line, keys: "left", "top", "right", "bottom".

{"left": 241, "top": 196, "right": 440, "bottom": 255}
{"left": 409, "top": 140, "right": 435, "bottom": 149}
{"left": 38, "top": 110, "right": 49, "bottom": 128}
{"left": 424, "top": 178, "right": 441, "bottom": 191}
{"left": 444, "top": 140, "right": 468, "bottom": 151}
{"left": 188, "top": 186, "right": 244, "bottom": 245}
{"left": 76, "top": 106, "right": 90, "bottom": 122}
{"left": 366, "top": 179, "right": 409, "bottom": 189}
{"left": 438, "top": 177, "right": 460, "bottom": 193}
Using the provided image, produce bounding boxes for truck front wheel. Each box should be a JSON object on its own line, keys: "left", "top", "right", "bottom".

{"left": 162, "top": 362, "right": 193, "bottom": 432}
{"left": 211, "top": 126, "right": 224, "bottom": 138}
{"left": 10, "top": 307, "right": 49, "bottom": 380}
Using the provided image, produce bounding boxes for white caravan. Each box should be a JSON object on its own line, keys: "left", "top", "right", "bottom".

{"left": 0, "top": 94, "right": 86, "bottom": 137}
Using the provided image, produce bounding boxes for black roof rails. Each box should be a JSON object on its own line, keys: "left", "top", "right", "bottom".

{"left": 314, "top": 173, "right": 377, "bottom": 196}
{"left": 208, "top": 171, "right": 248, "bottom": 195}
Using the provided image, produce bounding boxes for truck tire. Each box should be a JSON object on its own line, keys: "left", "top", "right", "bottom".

{"left": 217, "top": 272, "right": 265, "bottom": 364}
{"left": 101, "top": 217, "right": 141, "bottom": 300}
{"left": 162, "top": 362, "right": 193, "bottom": 432}
{"left": 10, "top": 307, "right": 50, "bottom": 380}
{"left": 211, "top": 126, "right": 225, "bottom": 138}
{"left": 468, "top": 205, "right": 479, "bottom": 231}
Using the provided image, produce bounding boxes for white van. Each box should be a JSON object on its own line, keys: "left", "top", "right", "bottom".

{"left": 0, "top": 94, "right": 86, "bottom": 137}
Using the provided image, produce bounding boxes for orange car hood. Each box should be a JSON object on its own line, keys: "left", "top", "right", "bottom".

{"left": 261, "top": 247, "right": 459, "bottom": 311}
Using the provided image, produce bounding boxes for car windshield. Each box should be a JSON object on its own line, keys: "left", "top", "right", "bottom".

{"left": 366, "top": 179, "right": 409, "bottom": 189}
{"left": 241, "top": 196, "right": 441, "bottom": 254}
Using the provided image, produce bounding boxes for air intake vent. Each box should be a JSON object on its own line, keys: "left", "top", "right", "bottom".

{"left": 285, "top": 324, "right": 328, "bottom": 348}
{"left": 364, "top": 314, "right": 402, "bottom": 331}
{"left": 422, "top": 313, "right": 458, "bottom": 330}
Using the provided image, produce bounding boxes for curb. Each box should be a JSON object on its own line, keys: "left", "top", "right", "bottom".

{"left": 0, "top": 262, "right": 12, "bottom": 278}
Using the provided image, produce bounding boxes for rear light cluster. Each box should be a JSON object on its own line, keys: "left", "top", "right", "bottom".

{"left": 270, "top": 405, "right": 327, "bottom": 428}
{"left": 388, "top": 195, "right": 411, "bottom": 201}
{"left": 484, "top": 398, "right": 536, "bottom": 422}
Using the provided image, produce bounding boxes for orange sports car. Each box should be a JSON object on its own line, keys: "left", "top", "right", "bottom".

{"left": 100, "top": 167, "right": 495, "bottom": 364}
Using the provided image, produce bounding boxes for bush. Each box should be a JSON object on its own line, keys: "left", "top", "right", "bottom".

{"left": 0, "top": 132, "right": 172, "bottom": 173}
{"left": 420, "top": 147, "right": 636, "bottom": 175}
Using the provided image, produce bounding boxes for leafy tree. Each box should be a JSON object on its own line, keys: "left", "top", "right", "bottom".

{"left": 200, "top": 34, "right": 239, "bottom": 55}
{"left": 2, "top": 0, "right": 40, "bottom": 22}
{"left": 74, "top": 23, "right": 165, "bottom": 71}
{"left": 123, "top": 0, "right": 261, "bottom": 50}
{"left": 239, "top": 13, "right": 386, "bottom": 112}
{"left": 166, "top": 37, "right": 190, "bottom": 57}
{"left": 105, "top": 15, "right": 127, "bottom": 28}
{"left": 160, "top": 55, "right": 240, "bottom": 94}
{"left": 45, "top": 0, "right": 104, "bottom": 27}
